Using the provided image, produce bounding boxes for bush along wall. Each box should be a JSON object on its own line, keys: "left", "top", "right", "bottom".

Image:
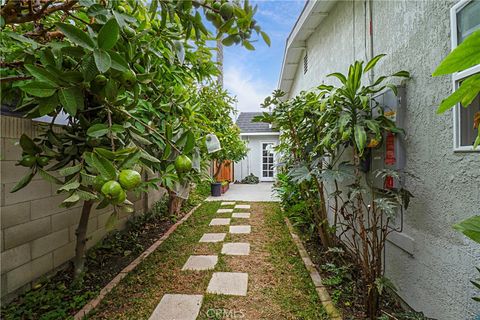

{"left": 258, "top": 55, "right": 413, "bottom": 319}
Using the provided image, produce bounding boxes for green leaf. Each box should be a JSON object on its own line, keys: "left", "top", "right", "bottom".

{"left": 63, "top": 192, "right": 80, "bottom": 204}
{"left": 93, "top": 49, "right": 112, "bottom": 73}
{"left": 260, "top": 31, "right": 271, "bottom": 46}
{"left": 38, "top": 168, "right": 62, "bottom": 184}
{"left": 105, "top": 212, "right": 118, "bottom": 230}
{"left": 453, "top": 215, "right": 480, "bottom": 244}
{"left": 437, "top": 74, "right": 480, "bottom": 114}
{"left": 59, "top": 180, "right": 81, "bottom": 192}
{"left": 354, "top": 125, "right": 367, "bottom": 155}
{"left": 20, "top": 134, "right": 40, "bottom": 154}
{"left": 59, "top": 164, "right": 82, "bottom": 176}
{"left": 82, "top": 55, "right": 98, "bottom": 82}
{"left": 328, "top": 72, "right": 347, "bottom": 85}
{"left": 184, "top": 131, "right": 195, "bottom": 154}
{"left": 55, "top": 22, "right": 96, "bottom": 50}
{"left": 11, "top": 171, "right": 34, "bottom": 193}
{"left": 58, "top": 86, "right": 84, "bottom": 116}
{"left": 91, "top": 153, "right": 117, "bottom": 180}
{"left": 77, "top": 190, "right": 97, "bottom": 200}
{"left": 140, "top": 150, "right": 160, "bottom": 163}
{"left": 24, "top": 65, "right": 61, "bottom": 85}
{"left": 20, "top": 81, "right": 57, "bottom": 97}
{"left": 119, "top": 150, "right": 141, "bottom": 169}
{"left": 4, "top": 30, "right": 39, "bottom": 48}
{"left": 364, "top": 54, "right": 386, "bottom": 73}
{"left": 109, "top": 51, "right": 129, "bottom": 71}
{"left": 174, "top": 41, "right": 185, "bottom": 64}
{"left": 98, "top": 18, "right": 119, "bottom": 50}
{"left": 391, "top": 70, "right": 410, "bottom": 78}
{"left": 87, "top": 124, "right": 109, "bottom": 138}
{"left": 433, "top": 29, "right": 480, "bottom": 76}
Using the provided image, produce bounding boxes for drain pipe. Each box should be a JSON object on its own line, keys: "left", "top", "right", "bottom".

{"left": 368, "top": 0, "right": 374, "bottom": 85}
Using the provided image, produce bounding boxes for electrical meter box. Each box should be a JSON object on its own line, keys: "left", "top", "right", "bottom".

{"left": 370, "top": 86, "right": 407, "bottom": 189}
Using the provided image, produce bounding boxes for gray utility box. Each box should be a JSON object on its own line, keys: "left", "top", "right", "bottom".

{"left": 370, "top": 85, "right": 407, "bottom": 189}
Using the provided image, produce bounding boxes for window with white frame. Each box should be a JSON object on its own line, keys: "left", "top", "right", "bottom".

{"left": 451, "top": 0, "right": 480, "bottom": 151}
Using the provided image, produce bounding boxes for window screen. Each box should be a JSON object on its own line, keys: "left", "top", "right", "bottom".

{"left": 457, "top": 0, "right": 480, "bottom": 43}
{"left": 459, "top": 93, "right": 480, "bottom": 146}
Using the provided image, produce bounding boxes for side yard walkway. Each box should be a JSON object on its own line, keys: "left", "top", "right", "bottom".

{"left": 88, "top": 201, "right": 326, "bottom": 319}
{"left": 206, "top": 183, "right": 280, "bottom": 202}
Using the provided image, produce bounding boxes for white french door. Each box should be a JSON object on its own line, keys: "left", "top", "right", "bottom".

{"left": 261, "top": 143, "right": 275, "bottom": 181}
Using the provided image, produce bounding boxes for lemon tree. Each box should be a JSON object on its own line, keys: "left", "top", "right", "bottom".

{"left": 1, "top": 0, "right": 268, "bottom": 278}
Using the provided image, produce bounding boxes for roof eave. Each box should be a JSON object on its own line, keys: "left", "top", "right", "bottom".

{"left": 277, "top": 0, "right": 339, "bottom": 98}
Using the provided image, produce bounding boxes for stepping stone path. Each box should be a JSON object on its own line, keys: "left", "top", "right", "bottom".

{"left": 232, "top": 212, "right": 250, "bottom": 219}
{"left": 217, "top": 208, "right": 233, "bottom": 213}
{"left": 182, "top": 255, "right": 218, "bottom": 271}
{"left": 150, "top": 202, "right": 253, "bottom": 319}
{"left": 221, "top": 242, "right": 250, "bottom": 256}
{"left": 149, "top": 294, "right": 203, "bottom": 320}
{"left": 234, "top": 204, "right": 250, "bottom": 209}
{"left": 209, "top": 218, "right": 231, "bottom": 226}
{"left": 229, "top": 225, "right": 251, "bottom": 234}
{"left": 199, "top": 233, "right": 226, "bottom": 243}
{"left": 207, "top": 272, "right": 249, "bottom": 296}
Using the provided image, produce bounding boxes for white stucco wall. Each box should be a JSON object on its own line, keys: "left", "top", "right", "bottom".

{"left": 286, "top": 1, "right": 479, "bottom": 319}
{"left": 234, "top": 135, "right": 279, "bottom": 182}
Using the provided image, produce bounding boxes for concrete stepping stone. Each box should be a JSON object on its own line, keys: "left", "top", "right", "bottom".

{"left": 232, "top": 212, "right": 250, "bottom": 219}
{"left": 221, "top": 243, "right": 250, "bottom": 256}
{"left": 221, "top": 202, "right": 236, "bottom": 205}
{"left": 210, "top": 218, "right": 231, "bottom": 226}
{"left": 234, "top": 204, "right": 251, "bottom": 209}
{"left": 217, "top": 208, "right": 233, "bottom": 213}
{"left": 149, "top": 294, "right": 203, "bottom": 320}
{"left": 182, "top": 255, "right": 218, "bottom": 271}
{"left": 229, "top": 225, "right": 251, "bottom": 234}
{"left": 199, "top": 233, "right": 226, "bottom": 243}
{"left": 207, "top": 272, "right": 248, "bottom": 296}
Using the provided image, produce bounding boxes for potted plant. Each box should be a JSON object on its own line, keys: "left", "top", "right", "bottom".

{"left": 209, "top": 177, "right": 222, "bottom": 197}
{"left": 221, "top": 180, "right": 230, "bottom": 193}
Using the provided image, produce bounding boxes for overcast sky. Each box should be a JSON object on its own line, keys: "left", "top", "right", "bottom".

{"left": 223, "top": 0, "right": 306, "bottom": 113}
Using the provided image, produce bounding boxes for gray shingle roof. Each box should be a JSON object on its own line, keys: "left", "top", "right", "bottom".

{"left": 235, "top": 112, "right": 277, "bottom": 133}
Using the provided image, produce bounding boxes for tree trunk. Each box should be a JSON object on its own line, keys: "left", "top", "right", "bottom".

{"left": 74, "top": 200, "right": 94, "bottom": 279}
{"left": 366, "top": 285, "right": 379, "bottom": 319}
{"left": 168, "top": 190, "right": 183, "bottom": 216}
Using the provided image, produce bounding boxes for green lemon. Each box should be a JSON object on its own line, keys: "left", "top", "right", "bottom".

{"left": 118, "top": 169, "right": 141, "bottom": 190}
{"left": 19, "top": 155, "right": 36, "bottom": 167}
{"left": 119, "top": 70, "right": 137, "bottom": 87}
{"left": 36, "top": 156, "right": 50, "bottom": 167}
{"left": 101, "top": 180, "right": 123, "bottom": 199}
{"left": 174, "top": 155, "right": 192, "bottom": 173}
{"left": 123, "top": 26, "right": 136, "bottom": 38}
{"left": 92, "top": 74, "right": 108, "bottom": 87}
{"left": 219, "top": 3, "right": 233, "bottom": 20}
{"left": 112, "top": 189, "right": 126, "bottom": 204}
{"left": 212, "top": 2, "right": 221, "bottom": 10}
{"left": 93, "top": 175, "right": 109, "bottom": 191}
{"left": 205, "top": 10, "right": 217, "bottom": 21}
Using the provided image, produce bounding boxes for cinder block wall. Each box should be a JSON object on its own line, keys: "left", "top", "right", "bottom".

{"left": 0, "top": 116, "right": 163, "bottom": 300}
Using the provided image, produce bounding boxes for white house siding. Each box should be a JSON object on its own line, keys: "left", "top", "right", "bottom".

{"left": 234, "top": 135, "right": 279, "bottom": 182}
{"left": 287, "top": 1, "right": 479, "bottom": 319}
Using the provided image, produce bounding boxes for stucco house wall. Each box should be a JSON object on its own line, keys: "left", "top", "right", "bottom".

{"left": 234, "top": 135, "right": 279, "bottom": 182}
{"left": 0, "top": 116, "right": 165, "bottom": 301}
{"left": 285, "top": 1, "right": 479, "bottom": 319}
